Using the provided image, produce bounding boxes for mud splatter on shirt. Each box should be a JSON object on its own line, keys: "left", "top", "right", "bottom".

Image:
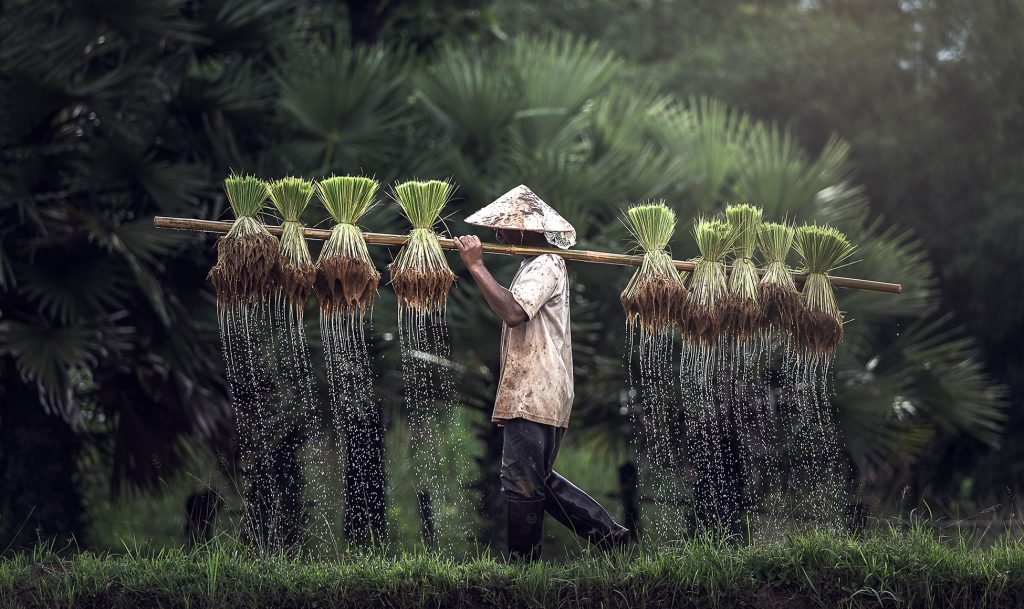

{"left": 493, "top": 254, "right": 573, "bottom": 428}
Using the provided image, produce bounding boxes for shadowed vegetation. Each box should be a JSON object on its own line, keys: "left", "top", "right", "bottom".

{"left": 4, "top": 526, "right": 1024, "bottom": 609}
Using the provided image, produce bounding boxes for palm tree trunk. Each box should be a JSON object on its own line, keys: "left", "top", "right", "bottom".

{"left": 0, "top": 362, "right": 85, "bottom": 550}
{"left": 345, "top": 0, "right": 397, "bottom": 45}
{"left": 470, "top": 420, "right": 503, "bottom": 542}
{"left": 273, "top": 427, "right": 307, "bottom": 552}
{"left": 618, "top": 461, "right": 640, "bottom": 539}
{"left": 416, "top": 490, "right": 436, "bottom": 549}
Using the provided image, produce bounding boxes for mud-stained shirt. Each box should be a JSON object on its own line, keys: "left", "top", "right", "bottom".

{"left": 492, "top": 254, "right": 574, "bottom": 428}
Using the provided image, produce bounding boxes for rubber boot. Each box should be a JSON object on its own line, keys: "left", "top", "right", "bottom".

{"left": 545, "top": 472, "right": 633, "bottom": 550}
{"left": 506, "top": 497, "right": 545, "bottom": 562}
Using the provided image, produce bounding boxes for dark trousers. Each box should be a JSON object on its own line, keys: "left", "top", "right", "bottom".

{"left": 500, "top": 417, "right": 630, "bottom": 545}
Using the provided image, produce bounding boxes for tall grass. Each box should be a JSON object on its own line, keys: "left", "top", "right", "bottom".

{"left": 269, "top": 177, "right": 316, "bottom": 304}
{"left": 208, "top": 174, "right": 278, "bottom": 308}
{"left": 4, "top": 527, "right": 1024, "bottom": 608}
{"left": 268, "top": 177, "right": 314, "bottom": 267}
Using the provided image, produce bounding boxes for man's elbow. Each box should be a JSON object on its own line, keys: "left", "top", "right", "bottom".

{"left": 504, "top": 309, "right": 529, "bottom": 327}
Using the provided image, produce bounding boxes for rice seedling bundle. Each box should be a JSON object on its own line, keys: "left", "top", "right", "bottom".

{"left": 619, "top": 202, "right": 690, "bottom": 535}
{"left": 682, "top": 218, "right": 736, "bottom": 345}
{"left": 757, "top": 222, "right": 801, "bottom": 339}
{"left": 268, "top": 176, "right": 335, "bottom": 545}
{"left": 681, "top": 217, "right": 741, "bottom": 533}
{"left": 206, "top": 175, "right": 291, "bottom": 553}
{"left": 793, "top": 224, "right": 856, "bottom": 359}
{"left": 314, "top": 176, "right": 381, "bottom": 316}
{"left": 208, "top": 174, "right": 278, "bottom": 308}
{"left": 268, "top": 177, "right": 316, "bottom": 305}
{"left": 721, "top": 203, "right": 763, "bottom": 341}
{"left": 313, "top": 176, "right": 384, "bottom": 547}
{"left": 388, "top": 179, "right": 457, "bottom": 315}
{"left": 620, "top": 201, "right": 688, "bottom": 334}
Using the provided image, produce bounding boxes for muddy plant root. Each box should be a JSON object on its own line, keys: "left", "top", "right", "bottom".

{"left": 720, "top": 294, "right": 761, "bottom": 342}
{"left": 315, "top": 256, "right": 381, "bottom": 316}
{"left": 276, "top": 257, "right": 316, "bottom": 306}
{"left": 389, "top": 266, "right": 456, "bottom": 314}
{"left": 795, "top": 308, "right": 844, "bottom": 359}
{"left": 208, "top": 232, "right": 280, "bottom": 308}
{"left": 621, "top": 277, "right": 688, "bottom": 334}
{"left": 759, "top": 282, "right": 802, "bottom": 339}
{"left": 682, "top": 303, "right": 723, "bottom": 346}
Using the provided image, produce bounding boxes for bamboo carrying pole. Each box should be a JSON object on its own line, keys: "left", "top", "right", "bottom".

{"left": 152, "top": 216, "right": 902, "bottom": 294}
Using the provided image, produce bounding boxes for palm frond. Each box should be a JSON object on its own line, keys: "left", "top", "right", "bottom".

{"left": 72, "top": 0, "right": 200, "bottom": 43}
{"left": 417, "top": 43, "right": 521, "bottom": 163}
{"left": 834, "top": 216, "right": 937, "bottom": 323}
{"left": 18, "top": 249, "right": 132, "bottom": 324}
{"left": 0, "top": 317, "right": 110, "bottom": 416}
{"left": 736, "top": 125, "right": 855, "bottom": 219}
{"left": 278, "top": 43, "right": 411, "bottom": 174}
{"left": 194, "top": 0, "right": 295, "bottom": 54}
{"left": 507, "top": 33, "right": 621, "bottom": 153}
{"left": 835, "top": 316, "right": 1007, "bottom": 478}
{"left": 648, "top": 96, "right": 751, "bottom": 205}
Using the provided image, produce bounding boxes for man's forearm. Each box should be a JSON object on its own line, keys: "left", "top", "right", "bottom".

{"left": 467, "top": 262, "right": 528, "bottom": 327}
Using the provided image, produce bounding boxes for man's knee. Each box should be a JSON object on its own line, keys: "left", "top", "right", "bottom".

{"left": 500, "top": 459, "right": 544, "bottom": 501}
{"left": 500, "top": 417, "right": 552, "bottom": 501}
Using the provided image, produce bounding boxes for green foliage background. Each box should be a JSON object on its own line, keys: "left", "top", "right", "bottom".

{"left": 0, "top": 0, "right": 1019, "bottom": 552}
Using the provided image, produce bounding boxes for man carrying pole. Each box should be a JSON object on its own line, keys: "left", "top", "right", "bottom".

{"left": 454, "top": 185, "right": 632, "bottom": 562}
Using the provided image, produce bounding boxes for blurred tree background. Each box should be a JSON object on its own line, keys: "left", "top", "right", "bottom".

{"left": 0, "top": 0, "right": 1019, "bottom": 553}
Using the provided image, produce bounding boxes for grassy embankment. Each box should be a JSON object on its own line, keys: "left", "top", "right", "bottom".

{"left": 3, "top": 525, "right": 1024, "bottom": 609}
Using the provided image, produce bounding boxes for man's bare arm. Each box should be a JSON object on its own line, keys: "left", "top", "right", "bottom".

{"left": 454, "top": 235, "right": 528, "bottom": 327}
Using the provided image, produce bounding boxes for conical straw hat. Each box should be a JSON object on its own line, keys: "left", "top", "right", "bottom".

{"left": 465, "top": 185, "right": 576, "bottom": 249}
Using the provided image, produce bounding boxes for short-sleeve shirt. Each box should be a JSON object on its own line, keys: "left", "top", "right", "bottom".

{"left": 492, "top": 254, "right": 574, "bottom": 428}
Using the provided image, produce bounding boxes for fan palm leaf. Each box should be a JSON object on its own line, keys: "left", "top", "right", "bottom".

{"left": 193, "top": 0, "right": 294, "bottom": 55}
{"left": 417, "top": 43, "right": 522, "bottom": 162}
{"left": 647, "top": 96, "right": 751, "bottom": 206}
{"left": 278, "top": 43, "right": 411, "bottom": 174}
{"left": 506, "top": 33, "right": 621, "bottom": 154}
{"left": 736, "top": 125, "right": 854, "bottom": 219}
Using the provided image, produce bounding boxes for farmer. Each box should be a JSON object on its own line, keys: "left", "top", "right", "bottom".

{"left": 455, "top": 185, "right": 632, "bottom": 562}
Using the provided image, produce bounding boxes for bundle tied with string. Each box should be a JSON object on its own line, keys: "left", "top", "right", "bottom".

{"left": 681, "top": 218, "right": 736, "bottom": 345}
{"left": 619, "top": 202, "right": 688, "bottom": 334}
{"left": 314, "top": 176, "right": 381, "bottom": 317}
{"left": 208, "top": 174, "right": 278, "bottom": 309}
{"left": 388, "top": 179, "right": 457, "bottom": 315}
{"left": 757, "top": 221, "right": 801, "bottom": 339}
{"left": 793, "top": 224, "right": 856, "bottom": 359}
{"left": 721, "top": 203, "right": 764, "bottom": 341}
{"left": 269, "top": 177, "right": 316, "bottom": 306}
